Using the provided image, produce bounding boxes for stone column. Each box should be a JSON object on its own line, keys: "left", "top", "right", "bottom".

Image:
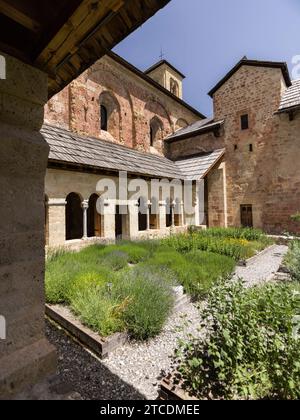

{"left": 47, "top": 199, "right": 67, "bottom": 247}
{"left": 181, "top": 202, "right": 186, "bottom": 226}
{"left": 159, "top": 201, "right": 167, "bottom": 229}
{"left": 0, "top": 52, "right": 56, "bottom": 398}
{"left": 82, "top": 200, "right": 89, "bottom": 239}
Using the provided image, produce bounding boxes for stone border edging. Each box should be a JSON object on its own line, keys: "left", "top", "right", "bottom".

{"left": 45, "top": 304, "right": 128, "bottom": 359}
{"left": 237, "top": 244, "right": 277, "bottom": 267}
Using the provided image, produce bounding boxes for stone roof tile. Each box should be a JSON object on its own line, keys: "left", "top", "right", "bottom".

{"left": 43, "top": 124, "right": 225, "bottom": 181}
{"left": 279, "top": 79, "right": 300, "bottom": 112}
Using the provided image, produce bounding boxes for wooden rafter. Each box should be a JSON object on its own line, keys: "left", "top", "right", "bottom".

{"left": 0, "top": 0, "right": 41, "bottom": 33}
{"left": 35, "top": 0, "right": 124, "bottom": 73}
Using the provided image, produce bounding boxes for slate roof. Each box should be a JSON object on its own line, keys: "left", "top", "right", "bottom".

{"left": 174, "top": 149, "right": 225, "bottom": 181}
{"left": 165, "top": 118, "right": 224, "bottom": 142}
{"left": 278, "top": 79, "right": 300, "bottom": 112}
{"left": 43, "top": 124, "right": 224, "bottom": 181}
{"left": 42, "top": 124, "right": 183, "bottom": 179}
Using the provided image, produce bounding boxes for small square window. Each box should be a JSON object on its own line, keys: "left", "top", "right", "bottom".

{"left": 241, "top": 114, "right": 249, "bottom": 130}
{"left": 249, "top": 144, "right": 253, "bottom": 152}
{"left": 234, "top": 144, "right": 238, "bottom": 151}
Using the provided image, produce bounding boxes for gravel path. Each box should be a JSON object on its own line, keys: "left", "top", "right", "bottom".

{"left": 46, "top": 244, "right": 289, "bottom": 400}
{"left": 102, "top": 304, "right": 203, "bottom": 400}
{"left": 233, "top": 245, "right": 288, "bottom": 287}
{"left": 46, "top": 302, "right": 203, "bottom": 400}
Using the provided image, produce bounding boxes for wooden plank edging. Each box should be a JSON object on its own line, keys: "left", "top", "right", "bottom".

{"left": 46, "top": 304, "right": 128, "bottom": 359}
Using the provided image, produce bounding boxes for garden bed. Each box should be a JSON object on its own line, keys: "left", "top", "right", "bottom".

{"left": 45, "top": 228, "right": 271, "bottom": 345}
{"left": 46, "top": 304, "right": 128, "bottom": 359}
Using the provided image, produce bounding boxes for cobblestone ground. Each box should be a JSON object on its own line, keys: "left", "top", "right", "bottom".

{"left": 46, "top": 244, "right": 289, "bottom": 400}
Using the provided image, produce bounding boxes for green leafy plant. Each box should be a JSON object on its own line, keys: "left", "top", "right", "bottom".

{"left": 162, "top": 228, "right": 272, "bottom": 261}
{"left": 175, "top": 280, "right": 300, "bottom": 400}
{"left": 291, "top": 213, "right": 300, "bottom": 223}
{"left": 284, "top": 240, "right": 300, "bottom": 281}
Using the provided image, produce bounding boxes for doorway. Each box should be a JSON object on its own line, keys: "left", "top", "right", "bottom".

{"left": 241, "top": 204, "right": 253, "bottom": 228}
{"left": 66, "top": 193, "right": 83, "bottom": 240}
{"left": 87, "top": 194, "right": 102, "bottom": 237}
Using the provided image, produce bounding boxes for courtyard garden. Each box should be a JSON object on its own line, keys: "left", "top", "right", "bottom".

{"left": 45, "top": 227, "right": 272, "bottom": 341}
{"left": 45, "top": 228, "right": 300, "bottom": 400}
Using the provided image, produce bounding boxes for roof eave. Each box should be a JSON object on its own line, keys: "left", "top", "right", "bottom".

{"left": 275, "top": 104, "right": 300, "bottom": 115}
{"left": 208, "top": 59, "right": 292, "bottom": 98}
{"left": 145, "top": 60, "right": 186, "bottom": 79}
{"left": 107, "top": 52, "right": 205, "bottom": 119}
{"left": 48, "top": 158, "right": 184, "bottom": 180}
{"left": 165, "top": 121, "right": 224, "bottom": 143}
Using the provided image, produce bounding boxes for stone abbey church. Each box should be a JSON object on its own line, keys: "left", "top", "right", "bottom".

{"left": 44, "top": 52, "right": 300, "bottom": 248}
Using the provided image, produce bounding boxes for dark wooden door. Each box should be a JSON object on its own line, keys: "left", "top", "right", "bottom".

{"left": 241, "top": 205, "right": 253, "bottom": 228}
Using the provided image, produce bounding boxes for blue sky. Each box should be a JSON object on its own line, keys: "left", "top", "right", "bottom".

{"left": 114, "top": 0, "right": 300, "bottom": 116}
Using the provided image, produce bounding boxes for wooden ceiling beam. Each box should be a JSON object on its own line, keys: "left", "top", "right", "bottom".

{"left": 35, "top": 0, "right": 124, "bottom": 73}
{"left": 0, "top": 0, "right": 41, "bottom": 33}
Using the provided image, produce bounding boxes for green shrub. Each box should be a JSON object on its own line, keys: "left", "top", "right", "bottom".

{"left": 284, "top": 240, "right": 300, "bottom": 281}
{"left": 143, "top": 249, "right": 234, "bottom": 299}
{"left": 67, "top": 270, "right": 114, "bottom": 302}
{"left": 175, "top": 280, "right": 300, "bottom": 400}
{"left": 201, "top": 227, "right": 265, "bottom": 241}
{"left": 291, "top": 213, "right": 300, "bottom": 223}
{"left": 113, "top": 267, "right": 175, "bottom": 340}
{"left": 163, "top": 234, "right": 248, "bottom": 260}
{"left": 45, "top": 253, "right": 85, "bottom": 304}
{"left": 117, "top": 244, "right": 149, "bottom": 264}
{"left": 100, "top": 250, "right": 129, "bottom": 271}
{"left": 70, "top": 284, "right": 125, "bottom": 337}
{"left": 45, "top": 246, "right": 115, "bottom": 304}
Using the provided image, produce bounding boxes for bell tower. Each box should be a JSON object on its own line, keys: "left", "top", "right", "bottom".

{"left": 145, "top": 60, "right": 185, "bottom": 99}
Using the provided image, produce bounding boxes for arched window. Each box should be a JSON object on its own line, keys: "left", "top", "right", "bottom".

{"left": 99, "top": 92, "right": 121, "bottom": 140}
{"left": 150, "top": 117, "right": 163, "bottom": 148}
{"left": 100, "top": 105, "right": 108, "bottom": 131}
{"left": 150, "top": 125, "right": 154, "bottom": 147}
{"left": 66, "top": 193, "right": 83, "bottom": 240}
{"left": 87, "top": 194, "right": 102, "bottom": 238}
{"left": 170, "top": 78, "right": 179, "bottom": 97}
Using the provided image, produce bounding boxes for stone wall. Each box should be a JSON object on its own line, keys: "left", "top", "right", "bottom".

{"left": 212, "top": 65, "right": 300, "bottom": 234}
{"left": 45, "top": 55, "right": 200, "bottom": 155}
{"left": 167, "top": 131, "right": 224, "bottom": 160}
{"left": 0, "top": 53, "right": 56, "bottom": 397}
{"left": 207, "top": 161, "right": 227, "bottom": 227}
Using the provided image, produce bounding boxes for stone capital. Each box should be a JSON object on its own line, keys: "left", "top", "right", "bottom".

{"left": 47, "top": 198, "right": 67, "bottom": 207}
